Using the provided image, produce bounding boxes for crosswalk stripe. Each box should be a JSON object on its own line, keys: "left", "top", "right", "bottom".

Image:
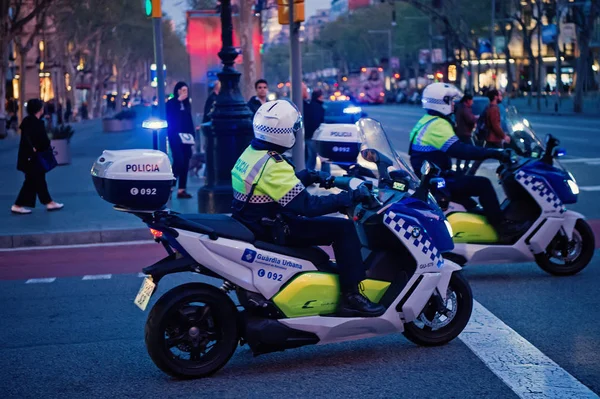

{"left": 25, "top": 278, "right": 56, "bottom": 284}
{"left": 459, "top": 301, "right": 598, "bottom": 399}
{"left": 82, "top": 274, "right": 112, "bottom": 280}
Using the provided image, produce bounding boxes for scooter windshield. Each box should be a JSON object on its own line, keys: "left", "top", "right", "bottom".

{"left": 356, "top": 118, "right": 419, "bottom": 184}
{"left": 505, "top": 106, "right": 545, "bottom": 158}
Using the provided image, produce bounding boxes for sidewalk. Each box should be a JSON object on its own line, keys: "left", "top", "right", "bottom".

{"left": 507, "top": 95, "right": 600, "bottom": 118}
{"left": 0, "top": 116, "right": 204, "bottom": 248}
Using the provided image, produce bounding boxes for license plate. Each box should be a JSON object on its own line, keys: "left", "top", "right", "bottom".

{"left": 134, "top": 276, "right": 156, "bottom": 311}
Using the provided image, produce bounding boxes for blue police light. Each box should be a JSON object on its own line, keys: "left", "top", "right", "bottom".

{"left": 437, "top": 179, "right": 446, "bottom": 188}
{"left": 343, "top": 106, "right": 362, "bottom": 114}
{"left": 142, "top": 118, "right": 168, "bottom": 130}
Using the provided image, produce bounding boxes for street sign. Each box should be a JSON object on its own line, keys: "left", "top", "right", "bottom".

{"left": 542, "top": 24, "right": 558, "bottom": 44}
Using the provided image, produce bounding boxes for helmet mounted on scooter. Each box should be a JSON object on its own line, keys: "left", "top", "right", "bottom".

{"left": 421, "top": 82, "right": 463, "bottom": 116}
{"left": 253, "top": 99, "right": 303, "bottom": 149}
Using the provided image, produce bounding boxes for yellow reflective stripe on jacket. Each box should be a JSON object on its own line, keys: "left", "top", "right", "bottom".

{"left": 231, "top": 145, "right": 305, "bottom": 206}
{"left": 409, "top": 115, "right": 458, "bottom": 152}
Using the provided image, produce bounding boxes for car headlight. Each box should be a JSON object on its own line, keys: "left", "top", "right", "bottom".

{"left": 343, "top": 106, "right": 362, "bottom": 114}
{"left": 567, "top": 179, "right": 579, "bottom": 195}
{"left": 444, "top": 220, "right": 454, "bottom": 238}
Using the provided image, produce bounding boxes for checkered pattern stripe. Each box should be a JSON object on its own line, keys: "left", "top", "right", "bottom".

{"left": 384, "top": 212, "right": 444, "bottom": 268}
{"left": 278, "top": 183, "right": 305, "bottom": 207}
{"left": 422, "top": 97, "right": 447, "bottom": 105}
{"left": 253, "top": 123, "right": 294, "bottom": 135}
{"left": 233, "top": 191, "right": 274, "bottom": 204}
{"left": 515, "top": 171, "right": 565, "bottom": 213}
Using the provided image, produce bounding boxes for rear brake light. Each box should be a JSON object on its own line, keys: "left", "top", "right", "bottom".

{"left": 150, "top": 229, "right": 163, "bottom": 239}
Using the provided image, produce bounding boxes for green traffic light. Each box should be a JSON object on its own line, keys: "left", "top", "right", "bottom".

{"left": 145, "top": 0, "right": 152, "bottom": 17}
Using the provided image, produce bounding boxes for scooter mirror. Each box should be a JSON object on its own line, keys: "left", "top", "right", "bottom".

{"left": 421, "top": 161, "right": 431, "bottom": 176}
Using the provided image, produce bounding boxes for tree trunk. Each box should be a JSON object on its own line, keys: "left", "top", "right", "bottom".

{"left": 239, "top": 0, "right": 256, "bottom": 101}
{"left": 115, "top": 64, "right": 123, "bottom": 113}
{"left": 89, "top": 35, "right": 102, "bottom": 119}
{"left": 537, "top": 16, "right": 542, "bottom": 112}
{"left": 505, "top": 47, "right": 513, "bottom": 95}
{"left": 574, "top": 39, "right": 589, "bottom": 113}
{"left": 18, "top": 50, "right": 27, "bottom": 123}
{"left": 0, "top": 36, "right": 8, "bottom": 120}
{"left": 64, "top": 55, "right": 77, "bottom": 115}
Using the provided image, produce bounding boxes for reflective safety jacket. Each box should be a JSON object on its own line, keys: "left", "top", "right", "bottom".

{"left": 231, "top": 145, "right": 352, "bottom": 236}
{"left": 409, "top": 112, "right": 498, "bottom": 176}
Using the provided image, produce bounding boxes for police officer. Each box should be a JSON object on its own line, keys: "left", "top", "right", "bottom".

{"left": 409, "top": 83, "right": 524, "bottom": 238}
{"left": 231, "top": 100, "right": 385, "bottom": 317}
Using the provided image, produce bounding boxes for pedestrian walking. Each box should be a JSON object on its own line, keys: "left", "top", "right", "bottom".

{"left": 247, "top": 79, "right": 269, "bottom": 116}
{"left": 166, "top": 81, "right": 196, "bottom": 199}
{"left": 12, "top": 99, "right": 64, "bottom": 214}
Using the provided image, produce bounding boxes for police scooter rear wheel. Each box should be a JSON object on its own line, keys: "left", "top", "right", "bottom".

{"left": 403, "top": 272, "right": 473, "bottom": 346}
{"left": 145, "top": 283, "right": 239, "bottom": 379}
{"left": 534, "top": 219, "right": 595, "bottom": 276}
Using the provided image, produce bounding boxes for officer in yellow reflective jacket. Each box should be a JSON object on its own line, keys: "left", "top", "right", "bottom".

{"left": 409, "top": 83, "right": 525, "bottom": 238}
{"left": 231, "top": 100, "right": 385, "bottom": 317}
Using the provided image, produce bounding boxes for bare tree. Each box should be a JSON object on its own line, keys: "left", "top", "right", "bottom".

{"left": 0, "top": 0, "right": 53, "bottom": 123}
{"left": 571, "top": 0, "right": 600, "bottom": 113}
{"left": 238, "top": 0, "right": 257, "bottom": 100}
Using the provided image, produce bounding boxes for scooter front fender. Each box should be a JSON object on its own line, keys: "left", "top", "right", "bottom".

{"left": 436, "top": 259, "right": 462, "bottom": 301}
{"left": 562, "top": 210, "right": 585, "bottom": 241}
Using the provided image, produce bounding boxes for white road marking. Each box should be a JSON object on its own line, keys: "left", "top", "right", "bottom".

{"left": 82, "top": 274, "right": 112, "bottom": 280}
{"left": 530, "top": 122, "right": 600, "bottom": 133}
{"left": 0, "top": 240, "right": 155, "bottom": 253}
{"left": 579, "top": 185, "right": 600, "bottom": 192}
{"left": 459, "top": 301, "right": 598, "bottom": 399}
{"left": 25, "top": 278, "right": 56, "bottom": 284}
{"left": 559, "top": 157, "right": 600, "bottom": 164}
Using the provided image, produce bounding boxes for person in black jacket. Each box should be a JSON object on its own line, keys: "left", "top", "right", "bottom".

{"left": 303, "top": 88, "right": 327, "bottom": 171}
{"left": 12, "top": 99, "right": 64, "bottom": 214}
{"left": 202, "top": 81, "right": 220, "bottom": 124}
{"left": 247, "top": 79, "right": 269, "bottom": 116}
{"left": 166, "top": 81, "right": 196, "bottom": 199}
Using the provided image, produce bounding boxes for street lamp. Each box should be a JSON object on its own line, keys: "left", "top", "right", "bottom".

{"left": 142, "top": 118, "right": 168, "bottom": 150}
{"left": 197, "top": 0, "right": 254, "bottom": 213}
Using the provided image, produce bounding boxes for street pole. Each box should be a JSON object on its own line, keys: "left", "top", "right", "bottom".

{"left": 555, "top": 0, "right": 563, "bottom": 113}
{"left": 491, "top": 0, "right": 496, "bottom": 87}
{"left": 428, "top": 17, "right": 433, "bottom": 77}
{"left": 152, "top": 17, "right": 166, "bottom": 153}
{"left": 197, "top": 0, "right": 254, "bottom": 213}
{"left": 290, "top": 2, "right": 305, "bottom": 169}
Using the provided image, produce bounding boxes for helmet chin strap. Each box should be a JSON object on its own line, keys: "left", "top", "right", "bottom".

{"left": 251, "top": 138, "right": 291, "bottom": 153}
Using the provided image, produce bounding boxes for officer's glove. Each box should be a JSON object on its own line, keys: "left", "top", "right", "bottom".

{"left": 351, "top": 183, "right": 372, "bottom": 203}
{"left": 488, "top": 149, "right": 511, "bottom": 163}
{"left": 308, "top": 170, "right": 333, "bottom": 188}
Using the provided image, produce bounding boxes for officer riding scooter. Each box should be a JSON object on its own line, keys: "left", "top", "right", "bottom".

{"left": 408, "top": 82, "right": 527, "bottom": 241}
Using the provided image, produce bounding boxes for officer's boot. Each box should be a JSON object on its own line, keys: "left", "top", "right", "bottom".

{"left": 338, "top": 284, "right": 386, "bottom": 317}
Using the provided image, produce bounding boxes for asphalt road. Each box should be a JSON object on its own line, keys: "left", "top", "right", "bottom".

{"left": 1, "top": 106, "right": 599, "bottom": 398}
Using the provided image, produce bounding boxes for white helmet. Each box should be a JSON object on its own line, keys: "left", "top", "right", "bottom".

{"left": 253, "top": 99, "right": 302, "bottom": 149}
{"left": 421, "top": 82, "right": 463, "bottom": 116}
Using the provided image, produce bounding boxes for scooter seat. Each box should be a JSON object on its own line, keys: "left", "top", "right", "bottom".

{"left": 177, "top": 214, "right": 255, "bottom": 243}
{"left": 254, "top": 241, "right": 332, "bottom": 269}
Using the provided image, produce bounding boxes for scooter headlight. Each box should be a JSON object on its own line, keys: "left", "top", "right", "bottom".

{"left": 444, "top": 220, "right": 454, "bottom": 238}
{"left": 567, "top": 179, "right": 579, "bottom": 195}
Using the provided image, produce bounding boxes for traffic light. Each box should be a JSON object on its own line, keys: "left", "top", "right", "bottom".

{"left": 277, "top": 0, "right": 304, "bottom": 25}
{"left": 144, "top": 0, "right": 161, "bottom": 18}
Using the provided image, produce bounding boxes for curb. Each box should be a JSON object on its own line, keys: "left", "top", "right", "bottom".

{"left": 0, "top": 227, "right": 153, "bottom": 249}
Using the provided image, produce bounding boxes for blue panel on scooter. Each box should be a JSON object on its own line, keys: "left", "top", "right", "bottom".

{"left": 522, "top": 161, "right": 577, "bottom": 204}
{"left": 389, "top": 197, "right": 454, "bottom": 253}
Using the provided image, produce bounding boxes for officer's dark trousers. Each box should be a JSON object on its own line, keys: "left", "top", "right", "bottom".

{"left": 285, "top": 216, "right": 365, "bottom": 293}
{"left": 446, "top": 175, "right": 502, "bottom": 226}
{"left": 172, "top": 145, "right": 192, "bottom": 190}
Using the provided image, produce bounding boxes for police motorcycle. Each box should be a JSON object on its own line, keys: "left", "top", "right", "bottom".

{"left": 90, "top": 118, "right": 473, "bottom": 379}
{"left": 441, "top": 133, "right": 595, "bottom": 276}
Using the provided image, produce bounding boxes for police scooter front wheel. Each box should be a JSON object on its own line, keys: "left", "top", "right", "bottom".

{"left": 534, "top": 219, "right": 595, "bottom": 276}
{"left": 403, "top": 272, "right": 473, "bottom": 346}
{"left": 145, "top": 283, "right": 239, "bottom": 379}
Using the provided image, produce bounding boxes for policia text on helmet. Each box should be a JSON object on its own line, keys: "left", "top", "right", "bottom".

{"left": 230, "top": 100, "right": 385, "bottom": 317}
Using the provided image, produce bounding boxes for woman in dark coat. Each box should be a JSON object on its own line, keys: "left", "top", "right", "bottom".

{"left": 12, "top": 99, "right": 63, "bottom": 214}
{"left": 166, "top": 81, "right": 195, "bottom": 199}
